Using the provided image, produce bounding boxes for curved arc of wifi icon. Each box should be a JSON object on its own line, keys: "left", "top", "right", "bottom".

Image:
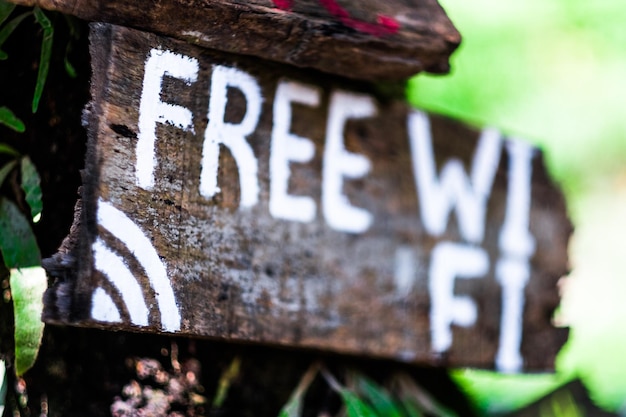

{"left": 90, "top": 199, "right": 181, "bottom": 332}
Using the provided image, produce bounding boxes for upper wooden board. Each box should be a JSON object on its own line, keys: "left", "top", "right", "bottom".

{"left": 43, "top": 23, "right": 569, "bottom": 371}
{"left": 10, "top": 0, "right": 460, "bottom": 81}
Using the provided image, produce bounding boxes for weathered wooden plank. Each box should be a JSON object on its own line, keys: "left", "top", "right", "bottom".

{"left": 43, "top": 23, "right": 569, "bottom": 371}
{"left": 10, "top": 0, "right": 460, "bottom": 81}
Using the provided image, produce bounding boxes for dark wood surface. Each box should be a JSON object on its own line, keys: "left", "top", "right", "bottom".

{"left": 43, "top": 23, "right": 569, "bottom": 371}
{"left": 8, "top": 0, "right": 460, "bottom": 81}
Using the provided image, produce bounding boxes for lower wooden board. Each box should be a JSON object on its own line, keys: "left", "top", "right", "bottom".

{"left": 43, "top": 23, "right": 570, "bottom": 371}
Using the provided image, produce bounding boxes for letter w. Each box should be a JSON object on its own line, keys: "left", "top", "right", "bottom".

{"left": 408, "top": 111, "right": 502, "bottom": 244}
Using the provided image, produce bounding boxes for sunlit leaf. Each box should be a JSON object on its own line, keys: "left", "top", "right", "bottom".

{"left": 20, "top": 156, "right": 43, "bottom": 222}
{"left": 0, "top": 160, "right": 17, "bottom": 188}
{"left": 0, "top": 197, "right": 41, "bottom": 268}
{"left": 0, "top": 106, "right": 25, "bottom": 132}
{"left": 0, "top": 11, "right": 31, "bottom": 49}
{"left": 11, "top": 266, "right": 46, "bottom": 376}
{"left": 32, "top": 7, "right": 53, "bottom": 113}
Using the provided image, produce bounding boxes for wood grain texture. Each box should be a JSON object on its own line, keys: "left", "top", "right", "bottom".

{"left": 8, "top": 0, "right": 460, "bottom": 81}
{"left": 43, "top": 24, "right": 569, "bottom": 371}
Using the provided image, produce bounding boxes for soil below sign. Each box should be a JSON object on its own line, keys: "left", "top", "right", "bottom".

{"left": 44, "top": 23, "right": 570, "bottom": 372}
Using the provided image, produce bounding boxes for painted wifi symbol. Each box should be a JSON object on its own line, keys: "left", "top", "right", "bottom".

{"left": 90, "top": 199, "right": 181, "bottom": 332}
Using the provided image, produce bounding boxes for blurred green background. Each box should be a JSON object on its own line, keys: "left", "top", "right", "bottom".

{"left": 407, "top": 0, "right": 626, "bottom": 414}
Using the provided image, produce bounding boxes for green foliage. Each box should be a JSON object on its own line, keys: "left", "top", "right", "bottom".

{"left": 278, "top": 363, "right": 320, "bottom": 417}
{"left": 0, "top": 107, "right": 25, "bottom": 132}
{"left": 279, "top": 367, "right": 457, "bottom": 417}
{"left": 0, "top": 198, "right": 41, "bottom": 268}
{"left": 32, "top": 7, "right": 53, "bottom": 113}
{"left": 20, "top": 156, "right": 42, "bottom": 222}
{"left": 10, "top": 267, "right": 46, "bottom": 376}
{"left": 539, "top": 391, "right": 585, "bottom": 417}
{"left": 0, "top": 159, "right": 16, "bottom": 186}
{"left": 0, "top": 0, "right": 59, "bottom": 384}
{"left": 212, "top": 357, "right": 241, "bottom": 408}
{"left": 354, "top": 376, "right": 403, "bottom": 417}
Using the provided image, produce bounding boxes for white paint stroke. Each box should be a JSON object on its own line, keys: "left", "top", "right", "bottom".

{"left": 394, "top": 246, "right": 416, "bottom": 298}
{"left": 322, "top": 90, "right": 376, "bottom": 233}
{"left": 200, "top": 65, "right": 262, "bottom": 208}
{"left": 270, "top": 80, "right": 319, "bottom": 222}
{"left": 97, "top": 199, "right": 181, "bottom": 332}
{"left": 408, "top": 111, "right": 502, "bottom": 243}
{"left": 92, "top": 239, "right": 149, "bottom": 326}
{"left": 495, "top": 139, "right": 536, "bottom": 373}
{"left": 137, "top": 48, "right": 199, "bottom": 190}
{"left": 429, "top": 242, "right": 489, "bottom": 353}
{"left": 495, "top": 257, "right": 530, "bottom": 373}
{"left": 499, "top": 140, "right": 536, "bottom": 258}
{"left": 91, "top": 286, "right": 122, "bottom": 323}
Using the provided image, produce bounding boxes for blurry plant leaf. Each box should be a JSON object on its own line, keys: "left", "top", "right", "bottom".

{"left": 0, "top": 197, "right": 41, "bottom": 268}
{"left": 32, "top": 7, "right": 53, "bottom": 113}
{"left": 0, "top": 50, "right": 6, "bottom": 60}
{"left": 354, "top": 374, "right": 403, "bottom": 417}
{"left": 400, "top": 400, "right": 423, "bottom": 417}
{"left": 0, "top": 0, "right": 16, "bottom": 26}
{"left": 321, "top": 368, "right": 378, "bottom": 417}
{"left": 0, "top": 160, "right": 17, "bottom": 188}
{"left": 0, "top": 107, "right": 24, "bottom": 132}
{"left": 0, "top": 11, "right": 31, "bottom": 49}
{"left": 10, "top": 266, "right": 46, "bottom": 376}
{"left": 278, "top": 362, "right": 320, "bottom": 417}
{"left": 393, "top": 373, "right": 457, "bottom": 417}
{"left": 0, "top": 142, "right": 19, "bottom": 156}
{"left": 20, "top": 156, "right": 43, "bottom": 222}
{"left": 340, "top": 390, "right": 378, "bottom": 417}
{"left": 63, "top": 46, "right": 76, "bottom": 78}
{"left": 212, "top": 357, "right": 241, "bottom": 408}
{"left": 62, "top": 14, "right": 79, "bottom": 78}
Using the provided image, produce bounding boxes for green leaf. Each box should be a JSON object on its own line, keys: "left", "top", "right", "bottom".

{"left": 278, "top": 363, "right": 320, "bottom": 417}
{"left": 0, "top": 197, "right": 41, "bottom": 268}
{"left": 0, "top": 160, "right": 17, "bottom": 188}
{"left": 355, "top": 375, "right": 403, "bottom": 417}
{"left": 63, "top": 50, "right": 77, "bottom": 78}
{"left": 0, "top": 0, "right": 16, "bottom": 26}
{"left": 279, "top": 396, "right": 302, "bottom": 417}
{"left": 0, "top": 106, "right": 25, "bottom": 132}
{"left": 62, "top": 14, "right": 79, "bottom": 78}
{"left": 0, "top": 50, "right": 6, "bottom": 60}
{"left": 341, "top": 390, "right": 379, "bottom": 417}
{"left": 32, "top": 7, "right": 53, "bottom": 114}
{"left": 0, "top": 11, "right": 31, "bottom": 49}
{"left": 212, "top": 357, "right": 241, "bottom": 408}
{"left": 20, "top": 156, "right": 43, "bottom": 222}
{"left": 11, "top": 266, "right": 46, "bottom": 376}
{"left": 400, "top": 400, "right": 422, "bottom": 417}
{"left": 0, "top": 142, "right": 19, "bottom": 156}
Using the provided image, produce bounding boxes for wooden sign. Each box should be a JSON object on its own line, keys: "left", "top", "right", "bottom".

{"left": 43, "top": 23, "right": 569, "bottom": 372}
{"left": 10, "top": 0, "right": 460, "bottom": 80}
